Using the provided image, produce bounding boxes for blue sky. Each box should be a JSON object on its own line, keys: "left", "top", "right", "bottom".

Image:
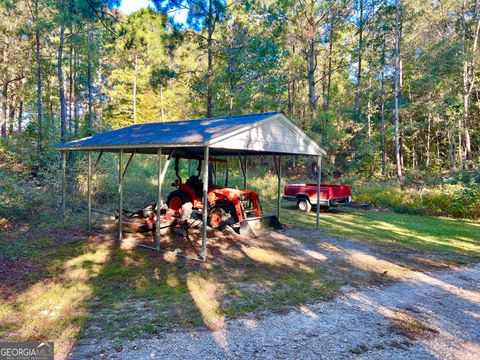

{"left": 119, "top": 0, "right": 188, "bottom": 23}
{"left": 119, "top": 0, "right": 152, "bottom": 14}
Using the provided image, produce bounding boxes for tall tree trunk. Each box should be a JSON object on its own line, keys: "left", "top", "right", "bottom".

{"left": 133, "top": 53, "right": 137, "bottom": 124}
{"left": 287, "top": 80, "right": 292, "bottom": 115}
{"left": 292, "top": 79, "right": 297, "bottom": 116}
{"left": 448, "top": 129, "right": 455, "bottom": 168}
{"left": 470, "top": 1, "right": 480, "bottom": 162}
{"left": 465, "top": 129, "right": 472, "bottom": 161}
{"left": 1, "top": 37, "right": 8, "bottom": 140}
{"left": 400, "top": 130, "right": 404, "bottom": 169}
{"left": 458, "top": 118, "right": 463, "bottom": 167}
{"left": 58, "top": 20, "right": 67, "bottom": 143}
{"left": 87, "top": 30, "right": 93, "bottom": 130}
{"left": 291, "top": 79, "right": 296, "bottom": 116}
{"left": 354, "top": 0, "right": 364, "bottom": 117}
{"left": 68, "top": 41, "right": 73, "bottom": 139}
{"left": 461, "top": 0, "right": 480, "bottom": 163}
{"left": 426, "top": 111, "right": 431, "bottom": 167}
{"left": 308, "top": 38, "right": 317, "bottom": 119}
{"left": 290, "top": 44, "right": 296, "bottom": 116}
{"left": 98, "top": 61, "right": 103, "bottom": 128}
{"left": 380, "top": 0, "right": 387, "bottom": 176}
{"left": 160, "top": 84, "right": 165, "bottom": 122}
{"left": 35, "top": 13, "right": 43, "bottom": 155}
{"left": 460, "top": 0, "right": 467, "bottom": 166}
{"left": 47, "top": 75, "right": 53, "bottom": 118}
{"left": 367, "top": 99, "right": 371, "bottom": 142}
{"left": 307, "top": 0, "right": 318, "bottom": 120}
{"left": 324, "top": 26, "right": 334, "bottom": 114}
{"left": 394, "top": 0, "right": 403, "bottom": 180}
{"left": 206, "top": 0, "right": 213, "bottom": 118}
{"left": 8, "top": 93, "right": 16, "bottom": 134}
{"left": 321, "top": 61, "right": 327, "bottom": 111}
{"left": 17, "top": 96, "right": 23, "bottom": 133}
{"left": 367, "top": 76, "right": 372, "bottom": 143}
{"left": 228, "top": 83, "right": 233, "bottom": 115}
{"left": 380, "top": 33, "right": 386, "bottom": 177}
{"left": 73, "top": 45, "right": 78, "bottom": 137}
{"left": 412, "top": 140, "right": 417, "bottom": 169}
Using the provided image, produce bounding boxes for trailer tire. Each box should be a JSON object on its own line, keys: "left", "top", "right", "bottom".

{"left": 297, "top": 198, "right": 312, "bottom": 212}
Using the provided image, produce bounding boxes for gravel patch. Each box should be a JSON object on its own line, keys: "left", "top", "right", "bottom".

{"left": 69, "top": 263, "right": 480, "bottom": 360}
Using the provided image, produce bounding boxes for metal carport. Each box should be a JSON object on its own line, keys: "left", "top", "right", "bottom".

{"left": 58, "top": 111, "right": 326, "bottom": 262}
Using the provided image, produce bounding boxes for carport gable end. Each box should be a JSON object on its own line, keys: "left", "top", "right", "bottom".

{"left": 207, "top": 112, "right": 326, "bottom": 156}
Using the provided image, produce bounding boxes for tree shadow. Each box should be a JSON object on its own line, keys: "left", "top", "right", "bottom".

{"left": 2, "top": 209, "right": 479, "bottom": 359}
{"left": 72, "top": 222, "right": 480, "bottom": 359}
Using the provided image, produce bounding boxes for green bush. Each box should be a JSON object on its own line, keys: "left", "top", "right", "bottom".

{"left": 355, "top": 182, "right": 480, "bottom": 219}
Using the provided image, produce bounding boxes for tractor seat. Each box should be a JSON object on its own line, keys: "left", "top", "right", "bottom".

{"left": 186, "top": 175, "right": 203, "bottom": 197}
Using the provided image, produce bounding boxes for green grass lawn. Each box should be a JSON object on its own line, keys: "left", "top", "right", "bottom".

{"left": 276, "top": 202, "right": 480, "bottom": 261}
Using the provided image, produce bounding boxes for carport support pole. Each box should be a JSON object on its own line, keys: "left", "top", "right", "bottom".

{"left": 276, "top": 155, "right": 282, "bottom": 220}
{"left": 225, "top": 157, "right": 229, "bottom": 187}
{"left": 62, "top": 150, "right": 66, "bottom": 222}
{"left": 316, "top": 155, "right": 322, "bottom": 230}
{"left": 118, "top": 149, "right": 124, "bottom": 242}
{"left": 214, "top": 161, "right": 217, "bottom": 185}
{"left": 243, "top": 155, "right": 247, "bottom": 189}
{"left": 155, "top": 148, "right": 162, "bottom": 251}
{"left": 201, "top": 146, "right": 209, "bottom": 261}
{"left": 87, "top": 150, "right": 92, "bottom": 231}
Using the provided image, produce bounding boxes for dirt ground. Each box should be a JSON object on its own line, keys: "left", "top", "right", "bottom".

{"left": 67, "top": 227, "right": 480, "bottom": 360}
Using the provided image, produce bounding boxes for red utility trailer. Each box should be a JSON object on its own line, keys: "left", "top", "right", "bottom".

{"left": 283, "top": 183, "right": 351, "bottom": 212}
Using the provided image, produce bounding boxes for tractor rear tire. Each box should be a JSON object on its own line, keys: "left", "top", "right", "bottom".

{"left": 297, "top": 198, "right": 312, "bottom": 212}
{"left": 167, "top": 190, "right": 191, "bottom": 212}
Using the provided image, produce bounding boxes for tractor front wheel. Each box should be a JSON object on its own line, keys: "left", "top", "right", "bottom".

{"left": 208, "top": 207, "right": 227, "bottom": 230}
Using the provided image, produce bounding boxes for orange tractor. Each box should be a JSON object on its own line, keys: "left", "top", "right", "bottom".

{"left": 166, "top": 157, "right": 280, "bottom": 235}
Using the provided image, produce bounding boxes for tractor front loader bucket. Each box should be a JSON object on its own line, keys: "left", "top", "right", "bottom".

{"left": 239, "top": 214, "right": 283, "bottom": 237}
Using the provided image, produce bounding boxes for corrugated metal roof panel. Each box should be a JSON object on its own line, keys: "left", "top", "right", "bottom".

{"left": 58, "top": 112, "right": 279, "bottom": 149}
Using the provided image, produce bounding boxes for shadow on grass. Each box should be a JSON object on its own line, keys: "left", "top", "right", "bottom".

{"left": 83, "top": 226, "right": 346, "bottom": 338}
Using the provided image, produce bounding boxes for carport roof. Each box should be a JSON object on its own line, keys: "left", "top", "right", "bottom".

{"left": 57, "top": 112, "right": 326, "bottom": 157}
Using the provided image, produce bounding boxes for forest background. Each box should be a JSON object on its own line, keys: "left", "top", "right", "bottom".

{"left": 1, "top": 0, "right": 479, "bottom": 219}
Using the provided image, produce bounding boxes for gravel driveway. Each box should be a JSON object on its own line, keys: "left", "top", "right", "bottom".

{"left": 69, "top": 263, "right": 480, "bottom": 360}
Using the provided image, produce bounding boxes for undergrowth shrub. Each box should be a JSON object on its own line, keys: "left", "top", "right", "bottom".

{"left": 355, "top": 182, "right": 480, "bottom": 219}
{"left": 0, "top": 148, "right": 61, "bottom": 219}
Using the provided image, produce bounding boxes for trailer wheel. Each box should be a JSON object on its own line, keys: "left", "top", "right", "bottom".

{"left": 208, "top": 207, "right": 227, "bottom": 230}
{"left": 297, "top": 198, "right": 312, "bottom": 212}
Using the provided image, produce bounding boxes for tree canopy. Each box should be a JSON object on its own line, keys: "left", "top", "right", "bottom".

{"left": 1, "top": 0, "right": 479, "bottom": 179}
